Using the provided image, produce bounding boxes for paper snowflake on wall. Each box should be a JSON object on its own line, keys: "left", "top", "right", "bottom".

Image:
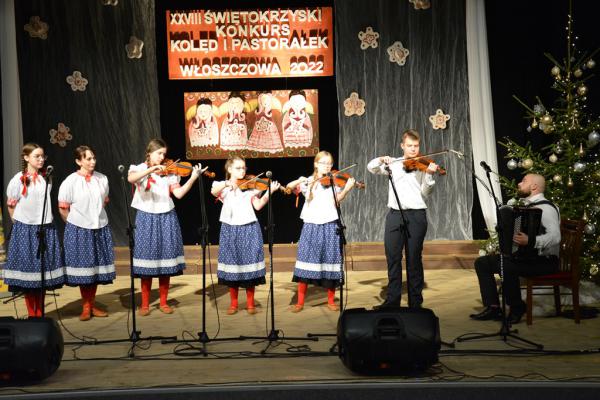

{"left": 429, "top": 109, "right": 451, "bottom": 130}
{"left": 24, "top": 16, "right": 49, "bottom": 40}
{"left": 409, "top": 0, "right": 431, "bottom": 10}
{"left": 66, "top": 71, "right": 89, "bottom": 91}
{"left": 49, "top": 123, "right": 73, "bottom": 147}
{"left": 343, "top": 92, "right": 366, "bottom": 117}
{"left": 126, "top": 36, "right": 144, "bottom": 59}
{"left": 387, "top": 41, "right": 410, "bottom": 66}
{"left": 358, "top": 27, "right": 379, "bottom": 50}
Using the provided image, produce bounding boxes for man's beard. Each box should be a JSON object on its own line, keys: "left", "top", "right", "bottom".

{"left": 517, "top": 188, "right": 530, "bottom": 198}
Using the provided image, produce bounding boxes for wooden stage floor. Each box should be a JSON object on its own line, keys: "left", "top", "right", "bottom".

{"left": 1, "top": 265, "right": 600, "bottom": 397}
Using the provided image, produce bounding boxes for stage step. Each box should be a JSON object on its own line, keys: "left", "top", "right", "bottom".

{"left": 113, "top": 241, "right": 479, "bottom": 275}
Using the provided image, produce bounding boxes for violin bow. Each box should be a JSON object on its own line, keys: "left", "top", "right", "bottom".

{"left": 237, "top": 172, "right": 264, "bottom": 189}
{"left": 387, "top": 149, "right": 464, "bottom": 164}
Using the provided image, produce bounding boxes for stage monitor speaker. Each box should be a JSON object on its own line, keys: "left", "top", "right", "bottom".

{"left": 0, "top": 317, "right": 64, "bottom": 381}
{"left": 337, "top": 307, "right": 440, "bottom": 374}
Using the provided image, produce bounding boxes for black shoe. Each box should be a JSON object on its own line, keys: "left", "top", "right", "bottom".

{"left": 469, "top": 306, "right": 502, "bottom": 321}
{"left": 508, "top": 305, "right": 526, "bottom": 324}
{"left": 373, "top": 302, "right": 398, "bottom": 310}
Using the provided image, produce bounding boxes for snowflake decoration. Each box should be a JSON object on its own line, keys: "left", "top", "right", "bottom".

{"left": 66, "top": 71, "right": 89, "bottom": 92}
{"left": 409, "top": 0, "right": 431, "bottom": 10}
{"left": 49, "top": 123, "right": 73, "bottom": 147}
{"left": 101, "top": 0, "right": 119, "bottom": 5}
{"left": 358, "top": 27, "right": 379, "bottom": 50}
{"left": 125, "top": 36, "right": 144, "bottom": 59}
{"left": 429, "top": 109, "right": 451, "bottom": 130}
{"left": 343, "top": 92, "right": 366, "bottom": 117}
{"left": 24, "top": 16, "right": 49, "bottom": 40}
{"left": 387, "top": 41, "right": 410, "bottom": 66}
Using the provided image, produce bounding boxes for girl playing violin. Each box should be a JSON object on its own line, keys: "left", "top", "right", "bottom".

{"left": 211, "top": 156, "right": 280, "bottom": 315}
{"left": 58, "top": 145, "right": 115, "bottom": 321}
{"left": 128, "top": 139, "right": 202, "bottom": 316}
{"left": 4, "top": 143, "right": 64, "bottom": 318}
{"left": 286, "top": 151, "right": 355, "bottom": 312}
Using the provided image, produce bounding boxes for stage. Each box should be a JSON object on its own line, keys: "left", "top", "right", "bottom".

{"left": 2, "top": 265, "right": 600, "bottom": 399}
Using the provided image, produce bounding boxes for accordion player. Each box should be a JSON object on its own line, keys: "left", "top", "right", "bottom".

{"left": 497, "top": 205, "right": 543, "bottom": 259}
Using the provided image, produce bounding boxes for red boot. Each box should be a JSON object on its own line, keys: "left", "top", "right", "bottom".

{"left": 79, "top": 286, "right": 92, "bottom": 321}
{"left": 139, "top": 278, "right": 152, "bottom": 316}
{"left": 34, "top": 291, "right": 45, "bottom": 317}
{"left": 158, "top": 276, "right": 173, "bottom": 314}
{"left": 292, "top": 283, "right": 307, "bottom": 313}
{"left": 228, "top": 287, "right": 239, "bottom": 315}
{"left": 246, "top": 287, "right": 257, "bottom": 314}
{"left": 24, "top": 292, "right": 36, "bottom": 318}
{"left": 89, "top": 285, "right": 108, "bottom": 317}
{"left": 327, "top": 288, "right": 339, "bottom": 311}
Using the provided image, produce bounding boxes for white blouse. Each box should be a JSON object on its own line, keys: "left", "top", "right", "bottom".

{"left": 6, "top": 172, "right": 53, "bottom": 224}
{"left": 213, "top": 181, "right": 259, "bottom": 225}
{"left": 297, "top": 176, "right": 341, "bottom": 224}
{"left": 129, "top": 163, "right": 181, "bottom": 214}
{"left": 58, "top": 171, "right": 109, "bottom": 229}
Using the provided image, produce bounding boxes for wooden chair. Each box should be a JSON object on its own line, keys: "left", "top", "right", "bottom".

{"left": 524, "top": 219, "right": 585, "bottom": 325}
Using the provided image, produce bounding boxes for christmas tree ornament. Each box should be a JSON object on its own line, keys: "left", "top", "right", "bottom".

{"left": 590, "top": 264, "right": 599, "bottom": 276}
{"left": 583, "top": 210, "right": 589, "bottom": 221}
{"left": 595, "top": 171, "right": 600, "bottom": 181}
{"left": 567, "top": 176, "right": 574, "bottom": 188}
{"left": 574, "top": 162, "right": 586, "bottom": 172}
{"left": 551, "top": 66, "right": 560, "bottom": 76}
{"left": 507, "top": 159, "right": 518, "bottom": 170}
{"left": 526, "top": 126, "right": 532, "bottom": 133}
{"left": 555, "top": 144, "right": 563, "bottom": 154}
{"left": 531, "top": 119, "right": 538, "bottom": 128}
{"left": 522, "top": 158, "right": 534, "bottom": 169}
{"left": 543, "top": 125, "right": 554, "bottom": 134}
{"left": 584, "top": 223, "right": 596, "bottom": 235}
{"left": 549, "top": 153, "right": 558, "bottom": 163}
{"left": 552, "top": 174, "right": 562, "bottom": 183}
{"left": 577, "top": 85, "right": 588, "bottom": 96}
{"left": 533, "top": 104, "right": 545, "bottom": 114}
{"left": 579, "top": 143, "right": 586, "bottom": 156}
{"left": 587, "top": 59, "right": 596, "bottom": 69}
{"left": 541, "top": 114, "right": 553, "bottom": 124}
{"left": 588, "top": 131, "right": 600, "bottom": 143}
{"left": 574, "top": 69, "right": 583, "bottom": 77}
{"left": 517, "top": 160, "right": 523, "bottom": 168}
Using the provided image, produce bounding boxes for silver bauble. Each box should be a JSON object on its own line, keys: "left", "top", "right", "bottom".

{"left": 507, "top": 159, "right": 518, "bottom": 170}
{"left": 574, "top": 161, "right": 587, "bottom": 172}
{"left": 589, "top": 131, "right": 600, "bottom": 143}
{"left": 549, "top": 153, "right": 558, "bottom": 163}
{"left": 584, "top": 223, "right": 596, "bottom": 235}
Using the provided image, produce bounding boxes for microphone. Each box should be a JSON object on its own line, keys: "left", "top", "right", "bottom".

{"left": 265, "top": 171, "right": 272, "bottom": 179}
{"left": 117, "top": 165, "right": 125, "bottom": 173}
{"left": 45, "top": 165, "right": 54, "bottom": 176}
{"left": 480, "top": 161, "right": 492, "bottom": 173}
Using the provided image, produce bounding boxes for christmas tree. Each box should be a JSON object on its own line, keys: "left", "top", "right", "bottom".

{"left": 498, "top": 3, "right": 600, "bottom": 280}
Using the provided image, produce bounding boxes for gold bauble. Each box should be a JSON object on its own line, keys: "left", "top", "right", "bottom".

{"left": 587, "top": 59, "right": 596, "bottom": 69}
{"left": 531, "top": 119, "right": 538, "bottom": 128}
{"left": 552, "top": 174, "right": 562, "bottom": 183}
{"left": 543, "top": 125, "right": 554, "bottom": 134}
{"left": 551, "top": 66, "right": 560, "bottom": 76}
{"left": 541, "top": 114, "right": 553, "bottom": 124}
{"left": 577, "top": 85, "right": 588, "bottom": 96}
{"left": 574, "top": 69, "right": 583, "bottom": 77}
{"left": 549, "top": 153, "right": 558, "bottom": 163}
{"left": 579, "top": 143, "right": 586, "bottom": 156}
{"left": 567, "top": 177, "right": 574, "bottom": 188}
{"left": 522, "top": 158, "right": 534, "bottom": 169}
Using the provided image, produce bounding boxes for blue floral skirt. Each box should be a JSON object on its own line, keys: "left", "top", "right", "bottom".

{"left": 217, "top": 222, "right": 266, "bottom": 288}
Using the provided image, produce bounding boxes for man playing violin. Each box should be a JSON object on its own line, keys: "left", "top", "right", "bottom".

{"left": 367, "top": 129, "right": 439, "bottom": 309}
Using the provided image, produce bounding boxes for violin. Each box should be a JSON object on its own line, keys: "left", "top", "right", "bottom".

{"left": 320, "top": 170, "right": 365, "bottom": 189}
{"left": 403, "top": 154, "right": 446, "bottom": 175}
{"left": 237, "top": 175, "right": 292, "bottom": 194}
{"left": 159, "top": 158, "right": 215, "bottom": 178}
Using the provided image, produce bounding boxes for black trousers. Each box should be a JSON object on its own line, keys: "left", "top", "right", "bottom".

{"left": 474, "top": 254, "right": 559, "bottom": 307}
{"left": 383, "top": 208, "right": 427, "bottom": 307}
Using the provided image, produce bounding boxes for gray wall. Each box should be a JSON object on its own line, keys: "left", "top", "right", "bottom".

{"left": 335, "top": 0, "right": 473, "bottom": 241}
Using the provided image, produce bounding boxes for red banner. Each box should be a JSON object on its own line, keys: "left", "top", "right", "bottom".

{"left": 167, "top": 7, "right": 334, "bottom": 80}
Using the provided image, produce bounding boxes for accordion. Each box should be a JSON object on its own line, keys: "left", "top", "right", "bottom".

{"left": 497, "top": 205, "right": 543, "bottom": 259}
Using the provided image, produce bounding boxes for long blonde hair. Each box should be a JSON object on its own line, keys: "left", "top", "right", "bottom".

{"left": 308, "top": 150, "right": 333, "bottom": 202}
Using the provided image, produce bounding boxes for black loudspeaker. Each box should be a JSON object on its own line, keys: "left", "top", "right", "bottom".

{"left": 337, "top": 307, "right": 441, "bottom": 373}
{"left": 0, "top": 317, "right": 64, "bottom": 381}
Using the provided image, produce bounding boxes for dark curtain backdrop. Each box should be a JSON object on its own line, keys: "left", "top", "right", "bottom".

{"left": 14, "top": 0, "right": 161, "bottom": 244}
{"left": 335, "top": 0, "right": 473, "bottom": 241}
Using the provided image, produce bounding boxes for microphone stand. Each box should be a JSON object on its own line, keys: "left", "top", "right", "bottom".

{"left": 240, "top": 173, "right": 315, "bottom": 354}
{"left": 36, "top": 169, "right": 53, "bottom": 317}
{"left": 162, "top": 168, "right": 239, "bottom": 354}
{"left": 457, "top": 163, "right": 542, "bottom": 349}
{"left": 65, "top": 167, "right": 177, "bottom": 355}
